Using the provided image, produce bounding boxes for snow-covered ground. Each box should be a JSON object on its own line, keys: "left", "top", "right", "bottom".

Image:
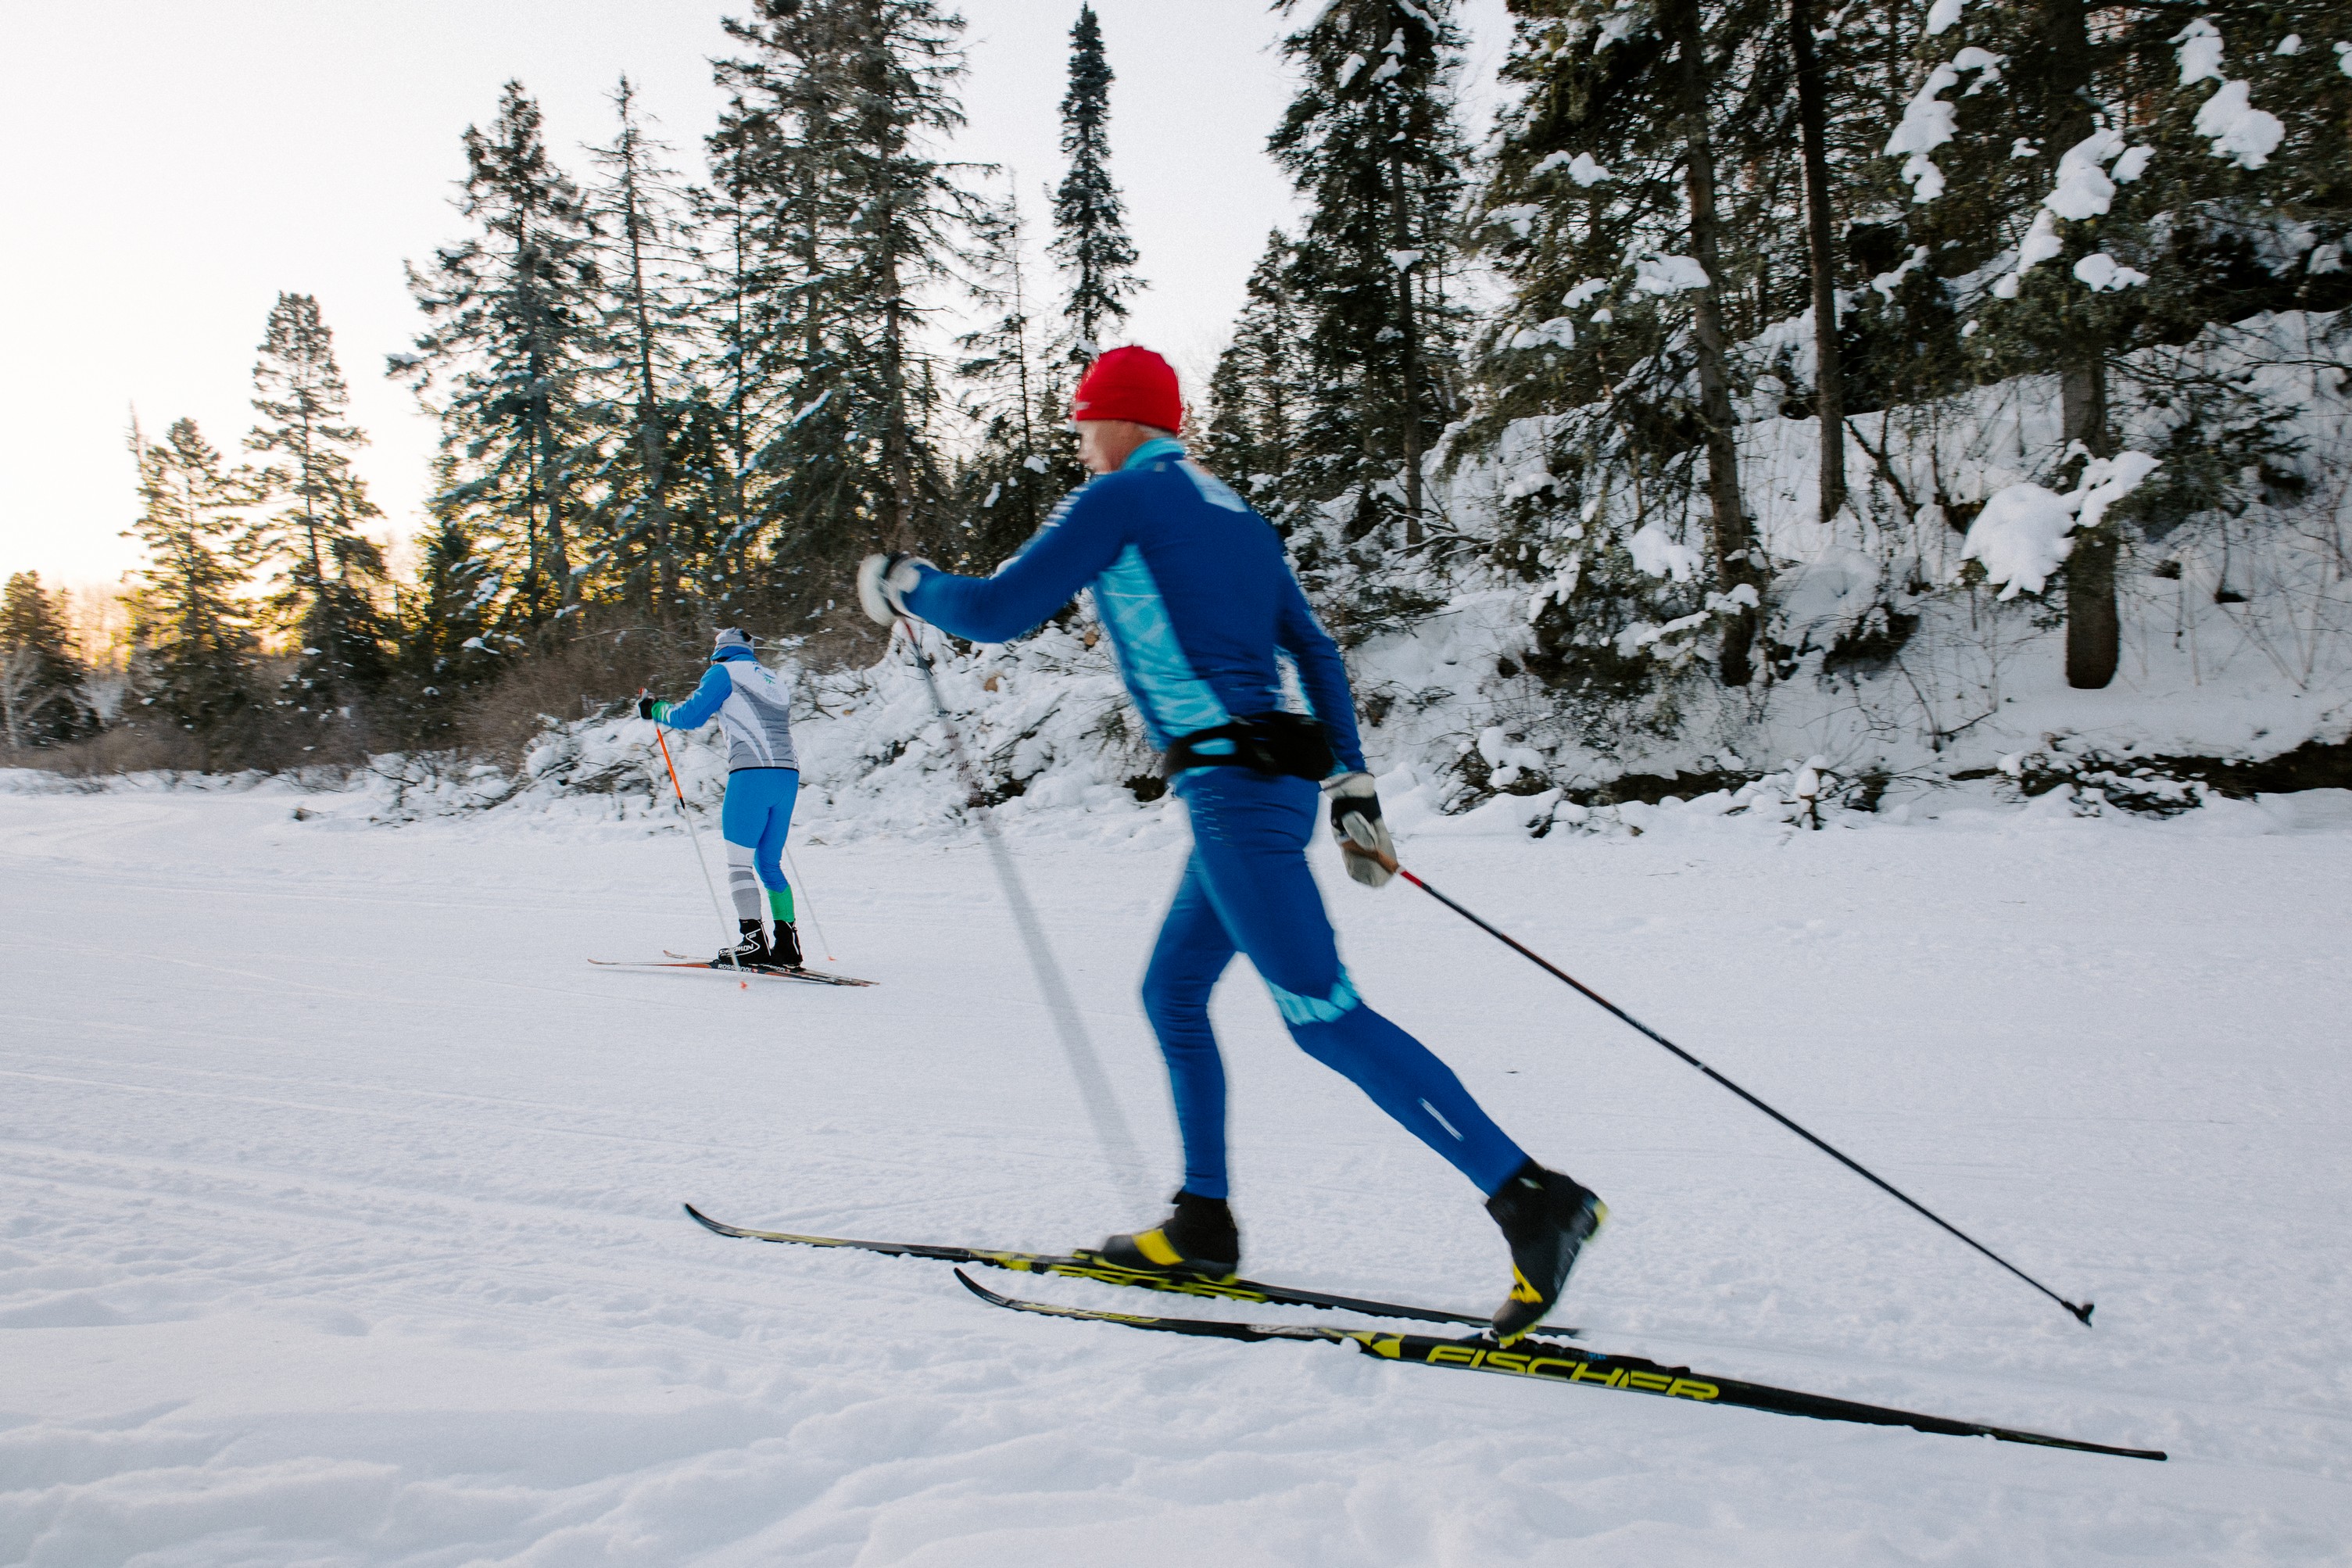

{"left": 5, "top": 778, "right": 2351, "bottom": 1565}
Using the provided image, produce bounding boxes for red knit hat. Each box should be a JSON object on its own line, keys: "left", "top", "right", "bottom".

{"left": 1072, "top": 346, "right": 1182, "bottom": 431}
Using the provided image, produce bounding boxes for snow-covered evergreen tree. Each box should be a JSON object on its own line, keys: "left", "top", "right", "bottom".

{"left": 955, "top": 184, "right": 1080, "bottom": 568}
{"left": 1469, "top": 0, "right": 1781, "bottom": 690}
{"left": 124, "top": 417, "right": 263, "bottom": 744}
{"left": 711, "top": 0, "right": 979, "bottom": 621}
{"left": 1271, "top": 0, "right": 1472, "bottom": 589}
{"left": 0, "top": 572, "right": 98, "bottom": 749}
{"left": 585, "top": 78, "right": 699, "bottom": 614}
{"left": 1879, "top": 0, "right": 2352, "bottom": 686}
{"left": 1204, "top": 232, "right": 1305, "bottom": 523}
{"left": 1051, "top": 4, "right": 1144, "bottom": 361}
{"left": 248, "top": 292, "right": 388, "bottom": 725}
{"left": 385, "top": 507, "right": 504, "bottom": 750}
{"left": 396, "top": 82, "right": 604, "bottom": 629}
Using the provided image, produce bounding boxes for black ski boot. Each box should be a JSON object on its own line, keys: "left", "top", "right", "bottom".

{"left": 1485, "top": 1159, "right": 1606, "bottom": 1344}
{"left": 712, "top": 918, "right": 770, "bottom": 969}
{"left": 771, "top": 920, "right": 804, "bottom": 970}
{"left": 1097, "top": 1190, "right": 1240, "bottom": 1278}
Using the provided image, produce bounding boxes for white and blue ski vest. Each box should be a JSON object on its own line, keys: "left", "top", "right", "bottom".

{"left": 659, "top": 649, "right": 798, "bottom": 771}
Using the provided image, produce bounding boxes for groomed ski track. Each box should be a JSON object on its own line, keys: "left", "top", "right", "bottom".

{"left": 4, "top": 778, "right": 2350, "bottom": 1563}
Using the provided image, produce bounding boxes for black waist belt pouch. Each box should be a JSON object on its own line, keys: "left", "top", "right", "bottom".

{"left": 1163, "top": 713, "right": 1337, "bottom": 781}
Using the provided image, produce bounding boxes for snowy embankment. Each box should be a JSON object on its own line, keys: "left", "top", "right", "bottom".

{"left": 5, "top": 775, "right": 2351, "bottom": 1563}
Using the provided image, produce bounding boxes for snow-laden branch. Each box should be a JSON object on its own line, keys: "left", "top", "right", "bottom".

{"left": 1960, "top": 452, "right": 2161, "bottom": 598}
{"left": 1884, "top": 49, "right": 2003, "bottom": 202}
{"left": 2175, "top": 20, "right": 2286, "bottom": 169}
{"left": 1990, "top": 128, "right": 2150, "bottom": 297}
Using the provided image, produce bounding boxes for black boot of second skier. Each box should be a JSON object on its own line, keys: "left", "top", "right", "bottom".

{"left": 1485, "top": 1159, "right": 1606, "bottom": 1344}
{"left": 714, "top": 918, "right": 770, "bottom": 969}
{"left": 1097, "top": 1190, "right": 1240, "bottom": 1278}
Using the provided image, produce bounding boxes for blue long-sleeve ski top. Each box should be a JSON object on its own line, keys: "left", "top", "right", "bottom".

{"left": 902, "top": 439, "right": 1367, "bottom": 772}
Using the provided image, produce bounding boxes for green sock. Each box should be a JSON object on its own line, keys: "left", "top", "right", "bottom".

{"left": 768, "top": 886, "right": 795, "bottom": 924}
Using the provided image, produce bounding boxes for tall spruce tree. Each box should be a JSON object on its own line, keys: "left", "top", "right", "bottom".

{"left": 397, "top": 82, "right": 603, "bottom": 628}
{"left": 1883, "top": 0, "right": 2352, "bottom": 686}
{"left": 954, "top": 184, "right": 1079, "bottom": 567}
{"left": 1270, "top": 0, "right": 1470, "bottom": 571}
{"left": 249, "top": 292, "right": 388, "bottom": 725}
{"left": 386, "top": 508, "right": 504, "bottom": 749}
{"left": 1051, "top": 5, "right": 1144, "bottom": 360}
{"left": 585, "top": 78, "right": 698, "bottom": 613}
{"left": 124, "top": 417, "right": 264, "bottom": 744}
{"left": 1471, "top": 0, "right": 1785, "bottom": 689}
{"left": 0, "top": 572, "right": 98, "bottom": 749}
{"left": 1205, "top": 231, "right": 1305, "bottom": 521}
{"left": 713, "top": 0, "right": 979, "bottom": 594}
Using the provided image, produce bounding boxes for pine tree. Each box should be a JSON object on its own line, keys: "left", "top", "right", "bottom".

{"left": 692, "top": 94, "right": 807, "bottom": 599}
{"left": 385, "top": 510, "right": 504, "bottom": 749}
{"left": 712, "top": 0, "right": 980, "bottom": 602}
{"left": 1886, "top": 0, "right": 2352, "bottom": 686}
{"left": 1470, "top": 0, "right": 1784, "bottom": 689}
{"left": 397, "top": 82, "right": 603, "bottom": 628}
{"left": 954, "top": 183, "right": 1079, "bottom": 568}
{"left": 249, "top": 292, "right": 389, "bottom": 728}
{"left": 124, "top": 417, "right": 264, "bottom": 744}
{"left": 1270, "top": 0, "right": 1471, "bottom": 570}
{"left": 1051, "top": 4, "right": 1144, "bottom": 360}
{"left": 0, "top": 571, "right": 98, "bottom": 749}
{"left": 585, "top": 77, "right": 698, "bottom": 613}
{"left": 1205, "top": 231, "right": 1305, "bottom": 521}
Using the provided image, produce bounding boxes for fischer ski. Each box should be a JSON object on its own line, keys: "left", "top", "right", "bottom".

{"left": 954, "top": 1271, "right": 2166, "bottom": 1462}
{"left": 681, "top": 1204, "right": 1509, "bottom": 1330}
{"left": 589, "top": 958, "right": 876, "bottom": 987}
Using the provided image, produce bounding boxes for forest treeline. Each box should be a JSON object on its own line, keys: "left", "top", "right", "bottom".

{"left": 7, "top": 0, "right": 2347, "bottom": 775}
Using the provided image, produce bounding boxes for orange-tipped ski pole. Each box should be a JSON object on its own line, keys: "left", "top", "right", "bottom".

{"left": 648, "top": 694, "right": 741, "bottom": 971}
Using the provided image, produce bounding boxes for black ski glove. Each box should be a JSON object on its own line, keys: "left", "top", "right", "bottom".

{"left": 635, "top": 694, "right": 657, "bottom": 721}
{"left": 1323, "top": 771, "right": 1396, "bottom": 889}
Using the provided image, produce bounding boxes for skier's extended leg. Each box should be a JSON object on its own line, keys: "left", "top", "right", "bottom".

{"left": 1183, "top": 768, "right": 1603, "bottom": 1341}
{"left": 1097, "top": 851, "right": 1242, "bottom": 1274}
{"left": 714, "top": 773, "right": 771, "bottom": 966}
{"left": 751, "top": 770, "right": 803, "bottom": 967}
{"left": 1184, "top": 771, "right": 1522, "bottom": 1188}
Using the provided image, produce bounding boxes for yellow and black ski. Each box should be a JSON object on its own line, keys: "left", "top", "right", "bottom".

{"left": 682, "top": 1204, "right": 1505, "bottom": 1330}
{"left": 954, "top": 1270, "right": 2167, "bottom": 1462}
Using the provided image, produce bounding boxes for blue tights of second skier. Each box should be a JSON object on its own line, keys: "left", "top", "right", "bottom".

{"left": 639, "top": 628, "right": 805, "bottom": 970}
{"left": 857, "top": 346, "right": 1605, "bottom": 1343}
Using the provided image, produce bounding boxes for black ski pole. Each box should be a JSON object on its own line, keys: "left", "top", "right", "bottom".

{"left": 900, "top": 621, "right": 1147, "bottom": 1208}
{"left": 1343, "top": 839, "right": 2096, "bottom": 1327}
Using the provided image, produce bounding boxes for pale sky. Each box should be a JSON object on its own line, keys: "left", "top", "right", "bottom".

{"left": 1, "top": 0, "right": 1516, "bottom": 593}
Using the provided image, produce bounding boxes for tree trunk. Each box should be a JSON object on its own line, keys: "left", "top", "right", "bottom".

{"left": 1387, "top": 139, "right": 1424, "bottom": 547}
{"left": 1788, "top": 0, "right": 1845, "bottom": 524}
{"left": 1666, "top": 0, "right": 1762, "bottom": 686}
{"left": 2062, "top": 357, "right": 2119, "bottom": 688}
{"left": 879, "top": 270, "right": 917, "bottom": 553}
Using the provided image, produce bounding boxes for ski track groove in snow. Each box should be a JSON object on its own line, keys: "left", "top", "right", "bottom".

{"left": 4, "top": 784, "right": 2350, "bottom": 1563}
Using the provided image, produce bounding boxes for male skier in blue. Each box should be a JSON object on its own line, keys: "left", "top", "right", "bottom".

{"left": 638, "top": 628, "right": 805, "bottom": 970}
{"left": 857, "top": 348, "right": 1603, "bottom": 1343}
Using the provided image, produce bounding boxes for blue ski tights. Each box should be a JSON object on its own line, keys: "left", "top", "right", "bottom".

{"left": 1142, "top": 768, "right": 1527, "bottom": 1201}
{"left": 720, "top": 767, "right": 799, "bottom": 922}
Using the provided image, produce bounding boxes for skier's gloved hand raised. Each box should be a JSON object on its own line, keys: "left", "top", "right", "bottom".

{"left": 1323, "top": 771, "right": 1396, "bottom": 888}
{"left": 635, "top": 693, "right": 657, "bottom": 721}
{"left": 857, "top": 553, "right": 933, "bottom": 627}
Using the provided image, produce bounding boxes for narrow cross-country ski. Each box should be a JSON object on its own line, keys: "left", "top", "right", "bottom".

{"left": 953, "top": 1272, "right": 2167, "bottom": 1462}
{"left": 662, "top": 950, "right": 879, "bottom": 986}
{"left": 682, "top": 1203, "right": 1510, "bottom": 1330}
{"left": 588, "top": 958, "right": 876, "bottom": 986}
